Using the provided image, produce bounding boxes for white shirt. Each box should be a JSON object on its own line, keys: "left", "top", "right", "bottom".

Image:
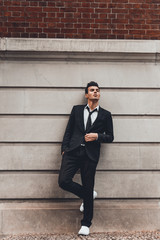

{"left": 84, "top": 105, "right": 99, "bottom": 130}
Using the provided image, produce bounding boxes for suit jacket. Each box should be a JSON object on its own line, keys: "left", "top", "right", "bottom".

{"left": 61, "top": 105, "right": 114, "bottom": 163}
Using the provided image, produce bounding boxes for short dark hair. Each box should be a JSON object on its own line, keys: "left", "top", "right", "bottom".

{"left": 85, "top": 81, "right": 99, "bottom": 94}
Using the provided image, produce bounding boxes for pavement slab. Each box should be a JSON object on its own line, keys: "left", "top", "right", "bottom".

{"left": 2, "top": 231, "right": 160, "bottom": 240}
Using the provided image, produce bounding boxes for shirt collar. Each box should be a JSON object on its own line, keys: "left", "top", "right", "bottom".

{"left": 85, "top": 104, "right": 99, "bottom": 112}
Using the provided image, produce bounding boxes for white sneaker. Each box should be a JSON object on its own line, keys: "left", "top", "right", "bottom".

{"left": 80, "top": 191, "right": 97, "bottom": 212}
{"left": 78, "top": 226, "right": 89, "bottom": 235}
{"left": 80, "top": 202, "right": 84, "bottom": 212}
{"left": 93, "top": 190, "right": 97, "bottom": 199}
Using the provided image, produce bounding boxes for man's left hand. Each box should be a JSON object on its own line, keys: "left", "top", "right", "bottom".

{"left": 85, "top": 133, "right": 98, "bottom": 142}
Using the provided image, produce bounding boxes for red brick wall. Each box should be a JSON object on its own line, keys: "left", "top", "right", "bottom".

{"left": 1, "top": 0, "right": 160, "bottom": 39}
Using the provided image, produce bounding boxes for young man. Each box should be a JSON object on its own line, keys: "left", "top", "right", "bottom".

{"left": 58, "top": 81, "right": 114, "bottom": 235}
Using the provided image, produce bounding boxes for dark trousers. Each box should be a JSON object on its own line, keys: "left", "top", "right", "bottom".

{"left": 58, "top": 146, "right": 97, "bottom": 227}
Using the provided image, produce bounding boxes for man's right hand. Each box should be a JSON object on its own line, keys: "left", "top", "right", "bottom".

{"left": 85, "top": 133, "right": 98, "bottom": 142}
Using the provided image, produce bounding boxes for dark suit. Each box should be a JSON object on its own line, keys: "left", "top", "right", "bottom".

{"left": 59, "top": 104, "right": 114, "bottom": 227}
{"left": 61, "top": 105, "right": 114, "bottom": 163}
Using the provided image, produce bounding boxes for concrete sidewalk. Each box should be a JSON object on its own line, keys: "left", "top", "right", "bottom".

{"left": 2, "top": 231, "right": 160, "bottom": 240}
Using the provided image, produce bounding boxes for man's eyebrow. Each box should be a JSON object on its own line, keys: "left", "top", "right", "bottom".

{"left": 90, "top": 88, "right": 99, "bottom": 90}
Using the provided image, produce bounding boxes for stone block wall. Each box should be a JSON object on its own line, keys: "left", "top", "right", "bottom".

{"left": 0, "top": 38, "right": 160, "bottom": 236}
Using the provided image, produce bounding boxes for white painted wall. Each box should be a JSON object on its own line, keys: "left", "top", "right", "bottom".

{"left": 0, "top": 38, "right": 160, "bottom": 234}
{"left": 0, "top": 38, "right": 160, "bottom": 199}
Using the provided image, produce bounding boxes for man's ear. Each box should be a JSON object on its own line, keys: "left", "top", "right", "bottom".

{"left": 85, "top": 93, "right": 88, "bottom": 99}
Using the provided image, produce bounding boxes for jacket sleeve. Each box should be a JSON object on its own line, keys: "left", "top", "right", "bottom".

{"left": 97, "top": 112, "right": 114, "bottom": 143}
{"left": 61, "top": 106, "right": 75, "bottom": 154}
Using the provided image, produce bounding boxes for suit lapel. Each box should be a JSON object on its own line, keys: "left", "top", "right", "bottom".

{"left": 79, "top": 105, "right": 86, "bottom": 132}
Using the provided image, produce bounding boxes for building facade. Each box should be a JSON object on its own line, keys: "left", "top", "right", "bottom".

{"left": 0, "top": 0, "right": 160, "bottom": 237}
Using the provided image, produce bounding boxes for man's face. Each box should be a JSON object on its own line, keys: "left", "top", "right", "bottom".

{"left": 85, "top": 86, "right": 100, "bottom": 101}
